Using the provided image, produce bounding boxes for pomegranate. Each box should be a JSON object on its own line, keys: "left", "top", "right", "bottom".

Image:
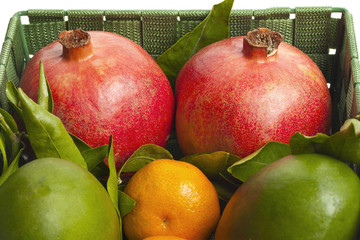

{"left": 19, "top": 29, "right": 175, "bottom": 169}
{"left": 175, "top": 28, "right": 331, "bottom": 158}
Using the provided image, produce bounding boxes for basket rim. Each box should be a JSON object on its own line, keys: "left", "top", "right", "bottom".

{"left": 5, "top": 7, "right": 357, "bottom": 63}
{"left": 9, "top": 7, "right": 351, "bottom": 19}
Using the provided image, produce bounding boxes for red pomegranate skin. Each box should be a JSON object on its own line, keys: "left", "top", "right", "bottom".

{"left": 19, "top": 31, "right": 175, "bottom": 169}
{"left": 175, "top": 35, "right": 331, "bottom": 158}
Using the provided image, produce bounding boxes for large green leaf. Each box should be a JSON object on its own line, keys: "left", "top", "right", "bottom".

{"left": 228, "top": 141, "right": 291, "bottom": 182}
{"left": 315, "top": 119, "right": 360, "bottom": 164}
{"left": 289, "top": 132, "right": 330, "bottom": 154}
{"left": 227, "top": 117, "right": 360, "bottom": 182}
{"left": 288, "top": 118, "right": 360, "bottom": 164}
{"left": 156, "top": 0, "right": 234, "bottom": 89}
{"left": 16, "top": 88, "right": 87, "bottom": 169}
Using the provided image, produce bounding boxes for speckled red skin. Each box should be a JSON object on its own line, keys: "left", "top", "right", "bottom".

{"left": 20, "top": 31, "right": 175, "bottom": 169}
{"left": 175, "top": 36, "right": 331, "bottom": 158}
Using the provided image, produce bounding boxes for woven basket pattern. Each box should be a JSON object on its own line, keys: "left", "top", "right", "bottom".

{"left": 0, "top": 7, "right": 358, "bottom": 132}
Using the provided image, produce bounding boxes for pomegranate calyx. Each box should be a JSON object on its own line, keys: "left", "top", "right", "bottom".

{"left": 58, "top": 29, "right": 90, "bottom": 49}
{"left": 58, "top": 29, "right": 93, "bottom": 61}
{"left": 244, "top": 28, "right": 283, "bottom": 57}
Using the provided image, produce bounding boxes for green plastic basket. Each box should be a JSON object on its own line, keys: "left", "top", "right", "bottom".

{"left": 0, "top": 7, "right": 359, "bottom": 161}
{"left": 0, "top": 7, "right": 359, "bottom": 240}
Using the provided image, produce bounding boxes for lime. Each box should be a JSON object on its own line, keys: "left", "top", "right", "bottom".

{"left": 0, "top": 158, "right": 120, "bottom": 240}
{"left": 215, "top": 153, "right": 360, "bottom": 240}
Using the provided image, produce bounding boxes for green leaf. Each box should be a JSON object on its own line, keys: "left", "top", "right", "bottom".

{"left": 70, "top": 133, "right": 92, "bottom": 152}
{"left": 316, "top": 120, "right": 360, "bottom": 164}
{"left": 286, "top": 118, "right": 360, "bottom": 164}
{"left": 17, "top": 88, "right": 87, "bottom": 169}
{"left": 289, "top": 132, "right": 330, "bottom": 154}
{"left": 5, "top": 81, "right": 23, "bottom": 125}
{"left": 0, "top": 108, "right": 18, "bottom": 133}
{"left": 105, "top": 136, "right": 123, "bottom": 240}
{"left": 219, "top": 154, "right": 242, "bottom": 184}
{"left": 340, "top": 117, "right": 360, "bottom": 135}
{"left": 0, "top": 131, "right": 7, "bottom": 174}
{"left": 0, "top": 110, "right": 22, "bottom": 162}
{"left": 0, "top": 145, "right": 23, "bottom": 186}
{"left": 118, "top": 144, "right": 173, "bottom": 179}
{"left": 90, "top": 161, "right": 110, "bottom": 180}
{"left": 69, "top": 133, "right": 108, "bottom": 172}
{"left": 228, "top": 141, "right": 291, "bottom": 182}
{"left": 211, "top": 175, "right": 239, "bottom": 202}
{"left": 180, "top": 151, "right": 241, "bottom": 201}
{"left": 180, "top": 151, "right": 237, "bottom": 179}
{"left": 156, "top": 0, "right": 234, "bottom": 88}
{"left": 37, "top": 61, "right": 53, "bottom": 112}
{"left": 118, "top": 190, "right": 136, "bottom": 218}
{"left": 82, "top": 145, "right": 108, "bottom": 171}
{"left": 106, "top": 136, "right": 120, "bottom": 216}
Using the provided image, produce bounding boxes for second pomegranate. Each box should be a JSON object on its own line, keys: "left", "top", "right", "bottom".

{"left": 175, "top": 28, "right": 332, "bottom": 158}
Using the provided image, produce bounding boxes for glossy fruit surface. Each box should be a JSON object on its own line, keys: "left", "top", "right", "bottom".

{"left": 0, "top": 158, "right": 120, "bottom": 240}
{"left": 215, "top": 154, "right": 360, "bottom": 240}
{"left": 123, "top": 159, "right": 220, "bottom": 240}
{"left": 175, "top": 28, "right": 331, "bottom": 157}
{"left": 19, "top": 29, "right": 174, "bottom": 169}
{"left": 143, "top": 236, "right": 187, "bottom": 240}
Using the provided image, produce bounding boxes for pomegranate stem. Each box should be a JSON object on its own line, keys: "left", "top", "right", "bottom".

{"left": 243, "top": 28, "right": 283, "bottom": 57}
{"left": 58, "top": 29, "right": 93, "bottom": 61}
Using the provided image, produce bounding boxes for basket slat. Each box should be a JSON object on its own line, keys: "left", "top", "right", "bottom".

{"left": 178, "top": 10, "right": 208, "bottom": 39}
{"left": 67, "top": 9, "right": 104, "bottom": 31}
{"left": 141, "top": 10, "right": 179, "bottom": 59}
{"left": 104, "top": 10, "right": 143, "bottom": 46}
{"left": 294, "top": 7, "right": 332, "bottom": 54}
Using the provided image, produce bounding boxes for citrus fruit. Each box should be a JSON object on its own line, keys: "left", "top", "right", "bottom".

{"left": 0, "top": 158, "right": 120, "bottom": 240}
{"left": 143, "top": 236, "right": 187, "bottom": 240}
{"left": 122, "top": 159, "right": 220, "bottom": 240}
{"left": 215, "top": 153, "right": 360, "bottom": 240}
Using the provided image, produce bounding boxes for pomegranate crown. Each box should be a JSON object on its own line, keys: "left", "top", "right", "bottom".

{"left": 245, "top": 28, "right": 284, "bottom": 57}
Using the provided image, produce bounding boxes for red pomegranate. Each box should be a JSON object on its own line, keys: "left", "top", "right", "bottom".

{"left": 19, "top": 29, "right": 175, "bottom": 169}
{"left": 175, "top": 28, "right": 331, "bottom": 158}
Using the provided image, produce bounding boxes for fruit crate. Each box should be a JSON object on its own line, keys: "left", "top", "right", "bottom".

{"left": 0, "top": 7, "right": 359, "bottom": 170}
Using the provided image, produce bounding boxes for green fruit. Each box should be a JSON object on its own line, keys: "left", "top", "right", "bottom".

{"left": 215, "top": 153, "right": 360, "bottom": 240}
{"left": 0, "top": 158, "right": 120, "bottom": 240}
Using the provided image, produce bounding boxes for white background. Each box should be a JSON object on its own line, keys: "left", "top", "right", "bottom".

{"left": 0, "top": 0, "right": 359, "bottom": 56}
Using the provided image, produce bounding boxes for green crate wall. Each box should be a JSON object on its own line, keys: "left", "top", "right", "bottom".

{"left": 0, "top": 7, "right": 359, "bottom": 133}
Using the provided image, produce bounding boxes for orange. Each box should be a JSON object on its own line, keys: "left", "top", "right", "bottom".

{"left": 143, "top": 236, "right": 187, "bottom": 240}
{"left": 123, "top": 159, "right": 220, "bottom": 240}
